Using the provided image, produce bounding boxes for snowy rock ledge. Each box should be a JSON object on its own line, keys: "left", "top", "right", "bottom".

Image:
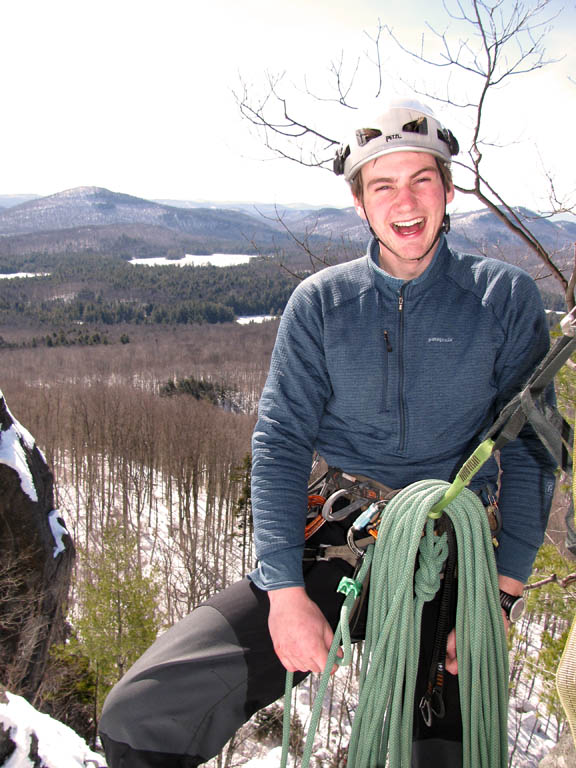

{"left": 0, "top": 689, "right": 106, "bottom": 768}
{"left": 0, "top": 390, "right": 75, "bottom": 698}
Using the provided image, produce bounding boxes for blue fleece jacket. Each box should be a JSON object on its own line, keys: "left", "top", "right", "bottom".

{"left": 250, "top": 237, "right": 557, "bottom": 590}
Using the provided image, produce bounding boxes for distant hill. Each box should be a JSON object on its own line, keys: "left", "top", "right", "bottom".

{"left": 0, "top": 186, "right": 286, "bottom": 241}
{"left": 0, "top": 186, "right": 337, "bottom": 259}
{"left": 274, "top": 204, "right": 575, "bottom": 284}
{"left": 0, "top": 187, "right": 573, "bottom": 288}
{"left": 153, "top": 199, "right": 320, "bottom": 214}
{"left": 0, "top": 194, "right": 40, "bottom": 208}
{"left": 449, "top": 207, "right": 576, "bottom": 259}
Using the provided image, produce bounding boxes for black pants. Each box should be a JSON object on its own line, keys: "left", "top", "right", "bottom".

{"left": 100, "top": 546, "right": 462, "bottom": 767}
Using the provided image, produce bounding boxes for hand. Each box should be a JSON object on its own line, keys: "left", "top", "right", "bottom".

{"left": 445, "top": 628, "right": 458, "bottom": 676}
{"left": 445, "top": 574, "right": 522, "bottom": 676}
{"left": 268, "top": 586, "right": 336, "bottom": 674}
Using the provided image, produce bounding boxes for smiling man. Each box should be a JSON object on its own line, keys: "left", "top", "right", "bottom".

{"left": 99, "top": 99, "right": 556, "bottom": 768}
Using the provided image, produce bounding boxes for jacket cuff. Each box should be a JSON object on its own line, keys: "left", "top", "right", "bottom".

{"left": 248, "top": 547, "right": 305, "bottom": 591}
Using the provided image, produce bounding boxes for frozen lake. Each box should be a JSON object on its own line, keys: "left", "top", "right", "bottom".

{"left": 0, "top": 272, "right": 49, "bottom": 279}
{"left": 236, "top": 315, "right": 277, "bottom": 324}
{"left": 130, "top": 254, "right": 259, "bottom": 267}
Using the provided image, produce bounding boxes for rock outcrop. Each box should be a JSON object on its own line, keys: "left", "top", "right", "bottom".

{"left": 0, "top": 390, "right": 75, "bottom": 698}
{"left": 538, "top": 727, "right": 576, "bottom": 767}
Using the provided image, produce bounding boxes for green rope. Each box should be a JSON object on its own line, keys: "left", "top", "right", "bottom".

{"left": 281, "top": 479, "right": 509, "bottom": 768}
{"left": 280, "top": 548, "right": 374, "bottom": 768}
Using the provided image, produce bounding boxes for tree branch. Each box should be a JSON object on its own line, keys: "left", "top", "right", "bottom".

{"left": 525, "top": 572, "right": 576, "bottom": 591}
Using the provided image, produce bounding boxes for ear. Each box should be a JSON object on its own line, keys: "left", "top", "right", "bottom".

{"left": 352, "top": 192, "right": 367, "bottom": 221}
{"left": 445, "top": 183, "right": 455, "bottom": 205}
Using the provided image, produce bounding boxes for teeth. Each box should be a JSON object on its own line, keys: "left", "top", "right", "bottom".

{"left": 393, "top": 218, "right": 424, "bottom": 228}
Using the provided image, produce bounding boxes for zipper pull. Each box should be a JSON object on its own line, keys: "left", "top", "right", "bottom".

{"left": 398, "top": 294, "right": 404, "bottom": 312}
{"left": 384, "top": 330, "right": 393, "bottom": 352}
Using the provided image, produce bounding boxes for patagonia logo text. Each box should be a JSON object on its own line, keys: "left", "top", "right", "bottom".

{"left": 428, "top": 337, "right": 454, "bottom": 343}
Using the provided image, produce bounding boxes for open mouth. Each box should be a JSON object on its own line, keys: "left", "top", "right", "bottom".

{"left": 391, "top": 218, "right": 425, "bottom": 236}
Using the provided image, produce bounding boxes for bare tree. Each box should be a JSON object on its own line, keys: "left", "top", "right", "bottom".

{"left": 235, "top": 0, "right": 575, "bottom": 308}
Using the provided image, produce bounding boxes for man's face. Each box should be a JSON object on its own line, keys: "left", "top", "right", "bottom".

{"left": 352, "top": 151, "right": 454, "bottom": 278}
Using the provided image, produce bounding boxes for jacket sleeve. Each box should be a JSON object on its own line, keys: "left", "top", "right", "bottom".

{"left": 249, "top": 280, "right": 332, "bottom": 590}
{"left": 491, "top": 270, "right": 557, "bottom": 583}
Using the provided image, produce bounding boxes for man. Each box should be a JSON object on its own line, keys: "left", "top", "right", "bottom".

{"left": 99, "top": 99, "right": 556, "bottom": 767}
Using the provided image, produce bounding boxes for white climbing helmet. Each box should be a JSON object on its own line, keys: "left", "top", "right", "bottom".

{"left": 333, "top": 98, "right": 459, "bottom": 182}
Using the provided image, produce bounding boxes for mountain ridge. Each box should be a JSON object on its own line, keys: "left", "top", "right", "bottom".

{"left": 0, "top": 187, "right": 573, "bottom": 282}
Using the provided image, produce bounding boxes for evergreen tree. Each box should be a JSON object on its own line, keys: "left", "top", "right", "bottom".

{"left": 75, "top": 520, "right": 162, "bottom": 718}
{"left": 232, "top": 453, "right": 253, "bottom": 574}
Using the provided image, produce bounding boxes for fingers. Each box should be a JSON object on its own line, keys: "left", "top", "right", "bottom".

{"left": 268, "top": 588, "right": 335, "bottom": 674}
{"left": 275, "top": 629, "right": 332, "bottom": 674}
{"left": 445, "top": 628, "right": 458, "bottom": 676}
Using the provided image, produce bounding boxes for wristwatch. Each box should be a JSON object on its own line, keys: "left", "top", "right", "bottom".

{"left": 499, "top": 589, "right": 525, "bottom": 623}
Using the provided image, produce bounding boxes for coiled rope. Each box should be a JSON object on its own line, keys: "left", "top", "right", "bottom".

{"left": 281, "top": 479, "right": 509, "bottom": 768}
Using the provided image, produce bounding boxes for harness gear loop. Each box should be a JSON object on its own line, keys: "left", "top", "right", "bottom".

{"left": 306, "top": 467, "right": 401, "bottom": 531}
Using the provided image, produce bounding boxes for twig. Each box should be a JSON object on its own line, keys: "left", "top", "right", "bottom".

{"left": 525, "top": 572, "right": 576, "bottom": 590}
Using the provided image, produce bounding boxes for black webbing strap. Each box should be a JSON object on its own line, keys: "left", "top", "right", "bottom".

{"left": 485, "top": 325, "right": 576, "bottom": 471}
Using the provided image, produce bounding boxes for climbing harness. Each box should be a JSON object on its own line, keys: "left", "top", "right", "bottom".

{"left": 302, "top": 468, "right": 400, "bottom": 567}
{"left": 305, "top": 467, "right": 400, "bottom": 527}
{"left": 303, "top": 462, "right": 500, "bottom": 565}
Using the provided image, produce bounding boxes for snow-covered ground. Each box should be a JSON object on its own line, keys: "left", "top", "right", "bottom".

{"left": 0, "top": 675, "right": 561, "bottom": 768}
{"left": 0, "top": 691, "right": 105, "bottom": 768}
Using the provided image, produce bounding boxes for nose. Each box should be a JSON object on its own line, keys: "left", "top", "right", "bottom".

{"left": 394, "top": 183, "right": 417, "bottom": 210}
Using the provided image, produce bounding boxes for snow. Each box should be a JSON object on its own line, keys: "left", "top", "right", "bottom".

{"left": 0, "top": 272, "right": 49, "bottom": 279}
{"left": 0, "top": 397, "right": 38, "bottom": 502}
{"left": 48, "top": 510, "right": 69, "bottom": 558}
{"left": 240, "top": 746, "right": 283, "bottom": 767}
{"left": 237, "top": 315, "right": 277, "bottom": 324}
{"left": 0, "top": 392, "right": 67, "bottom": 555}
{"left": 0, "top": 691, "right": 105, "bottom": 768}
{"left": 130, "top": 253, "right": 258, "bottom": 267}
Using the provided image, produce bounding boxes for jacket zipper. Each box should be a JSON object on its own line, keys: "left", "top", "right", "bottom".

{"left": 398, "top": 287, "right": 406, "bottom": 452}
{"left": 383, "top": 330, "right": 393, "bottom": 353}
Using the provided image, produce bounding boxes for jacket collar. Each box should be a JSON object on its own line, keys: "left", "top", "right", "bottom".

{"left": 366, "top": 235, "right": 450, "bottom": 296}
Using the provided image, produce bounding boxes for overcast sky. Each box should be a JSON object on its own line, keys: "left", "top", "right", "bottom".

{"left": 1, "top": 0, "right": 574, "bottom": 212}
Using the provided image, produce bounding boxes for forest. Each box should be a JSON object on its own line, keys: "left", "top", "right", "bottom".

{"left": 0, "top": 319, "right": 272, "bottom": 744}
{"left": 0, "top": 252, "right": 307, "bottom": 333}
